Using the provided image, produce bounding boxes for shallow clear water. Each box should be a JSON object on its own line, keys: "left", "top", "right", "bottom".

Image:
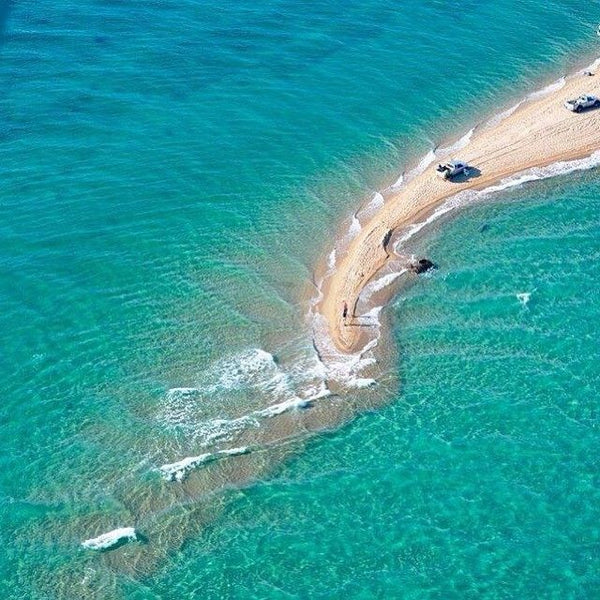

{"left": 137, "top": 173, "right": 600, "bottom": 599}
{"left": 1, "top": 1, "right": 599, "bottom": 597}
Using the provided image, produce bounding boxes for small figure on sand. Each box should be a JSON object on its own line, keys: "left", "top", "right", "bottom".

{"left": 342, "top": 301, "right": 349, "bottom": 324}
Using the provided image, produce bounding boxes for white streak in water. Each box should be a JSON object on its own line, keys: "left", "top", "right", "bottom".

{"left": 360, "top": 270, "right": 407, "bottom": 304}
{"left": 158, "top": 447, "right": 251, "bottom": 482}
{"left": 159, "top": 346, "right": 337, "bottom": 459}
{"left": 357, "top": 192, "right": 385, "bottom": 222}
{"left": 159, "top": 454, "right": 213, "bottom": 482}
{"left": 404, "top": 149, "right": 437, "bottom": 183}
{"left": 327, "top": 248, "right": 336, "bottom": 271}
{"left": 517, "top": 292, "right": 532, "bottom": 307}
{"left": 390, "top": 172, "right": 404, "bottom": 190}
{"left": 256, "top": 397, "right": 312, "bottom": 417}
{"left": 218, "top": 446, "right": 249, "bottom": 457}
{"left": 82, "top": 528, "right": 137, "bottom": 551}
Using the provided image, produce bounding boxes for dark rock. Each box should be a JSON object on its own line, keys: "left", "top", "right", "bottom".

{"left": 410, "top": 258, "right": 435, "bottom": 274}
{"left": 382, "top": 229, "right": 393, "bottom": 250}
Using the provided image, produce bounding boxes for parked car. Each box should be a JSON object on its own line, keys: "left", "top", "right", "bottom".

{"left": 564, "top": 94, "right": 600, "bottom": 112}
{"left": 436, "top": 160, "right": 469, "bottom": 180}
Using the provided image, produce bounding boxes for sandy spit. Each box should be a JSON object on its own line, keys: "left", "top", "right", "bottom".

{"left": 318, "top": 65, "right": 600, "bottom": 353}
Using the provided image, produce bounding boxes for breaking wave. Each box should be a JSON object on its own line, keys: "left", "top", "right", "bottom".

{"left": 526, "top": 76, "right": 565, "bottom": 101}
{"left": 158, "top": 345, "right": 345, "bottom": 450}
{"left": 81, "top": 528, "right": 138, "bottom": 551}
{"left": 158, "top": 447, "right": 250, "bottom": 482}
{"left": 356, "top": 191, "right": 385, "bottom": 222}
{"left": 359, "top": 270, "right": 407, "bottom": 305}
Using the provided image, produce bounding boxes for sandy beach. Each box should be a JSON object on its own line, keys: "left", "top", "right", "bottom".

{"left": 318, "top": 65, "right": 600, "bottom": 353}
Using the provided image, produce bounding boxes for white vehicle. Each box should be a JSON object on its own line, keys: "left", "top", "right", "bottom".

{"left": 436, "top": 160, "right": 469, "bottom": 180}
{"left": 564, "top": 94, "right": 600, "bottom": 112}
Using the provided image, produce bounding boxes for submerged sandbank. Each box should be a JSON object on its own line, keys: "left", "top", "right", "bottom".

{"left": 318, "top": 62, "right": 600, "bottom": 353}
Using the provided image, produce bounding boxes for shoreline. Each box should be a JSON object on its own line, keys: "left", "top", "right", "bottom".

{"left": 316, "top": 58, "right": 600, "bottom": 354}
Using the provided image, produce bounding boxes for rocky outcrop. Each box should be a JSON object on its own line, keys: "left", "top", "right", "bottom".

{"left": 409, "top": 258, "right": 435, "bottom": 274}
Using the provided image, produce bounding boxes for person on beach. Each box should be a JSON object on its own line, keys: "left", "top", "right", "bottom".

{"left": 342, "top": 301, "right": 349, "bottom": 324}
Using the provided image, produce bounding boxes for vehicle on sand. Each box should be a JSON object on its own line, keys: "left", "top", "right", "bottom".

{"left": 564, "top": 94, "right": 600, "bottom": 112}
{"left": 436, "top": 160, "right": 469, "bottom": 180}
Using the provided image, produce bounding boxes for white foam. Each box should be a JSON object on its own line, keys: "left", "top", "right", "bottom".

{"left": 298, "top": 379, "right": 330, "bottom": 400}
{"left": 390, "top": 173, "right": 404, "bottom": 190}
{"left": 214, "top": 349, "right": 287, "bottom": 395}
{"left": 158, "top": 355, "right": 339, "bottom": 460}
{"left": 310, "top": 312, "right": 379, "bottom": 390}
{"left": 348, "top": 213, "right": 362, "bottom": 238}
{"left": 217, "top": 446, "right": 249, "bottom": 457}
{"left": 159, "top": 454, "right": 212, "bottom": 482}
{"left": 483, "top": 151, "right": 600, "bottom": 192}
{"left": 160, "top": 342, "right": 338, "bottom": 448}
{"left": 516, "top": 292, "right": 531, "bottom": 307}
{"left": 404, "top": 149, "right": 437, "bottom": 183}
{"left": 438, "top": 128, "right": 474, "bottom": 157}
{"left": 356, "top": 192, "right": 385, "bottom": 222}
{"left": 327, "top": 248, "right": 336, "bottom": 271}
{"left": 584, "top": 56, "right": 600, "bottom": 73}
{"left": 363, "top": 306, "right": 383, "bottom": 320}
{"left": 160, "top": 349, "right": 298, "bottom": 432}
{"left": 193, "top": 415, "right": 259, "bottom": 446}
{"left": 82, "top": 528, "right": 137, "bottom": 551}
{"left": 360, "top": 270, "right": 406, "bottom": 303}
{"left": 393, "top": 214, "right": 453, "bottom": 254}
{"left": 526, "top": 77, "right": 565, "bottom": 101}
{"left": 485, "top": 101, "right": 524, "bottom": 128}
{"left": 159, "top": 447, "right": 251, "bottom": 482}
{"left": 368, "top": 191, "right": 384, "bottom": 212}
{"left": 309, "top": 249, "right": 336, "bottom": 316}
{"left": 257, "top": 397, "right": 314, "bottom": 418}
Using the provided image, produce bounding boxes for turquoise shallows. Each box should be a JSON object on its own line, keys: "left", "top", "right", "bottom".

{"left": 1, "top": 1, "right": 599, "bottom": 597}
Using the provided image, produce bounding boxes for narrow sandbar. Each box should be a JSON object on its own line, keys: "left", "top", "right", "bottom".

{"left": 318, "top": 67, "right": 600, "bottom": 353}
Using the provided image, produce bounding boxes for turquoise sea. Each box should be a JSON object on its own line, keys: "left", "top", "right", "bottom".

{"left": 1, "top": 1, "right": 599, "bottom": 598}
